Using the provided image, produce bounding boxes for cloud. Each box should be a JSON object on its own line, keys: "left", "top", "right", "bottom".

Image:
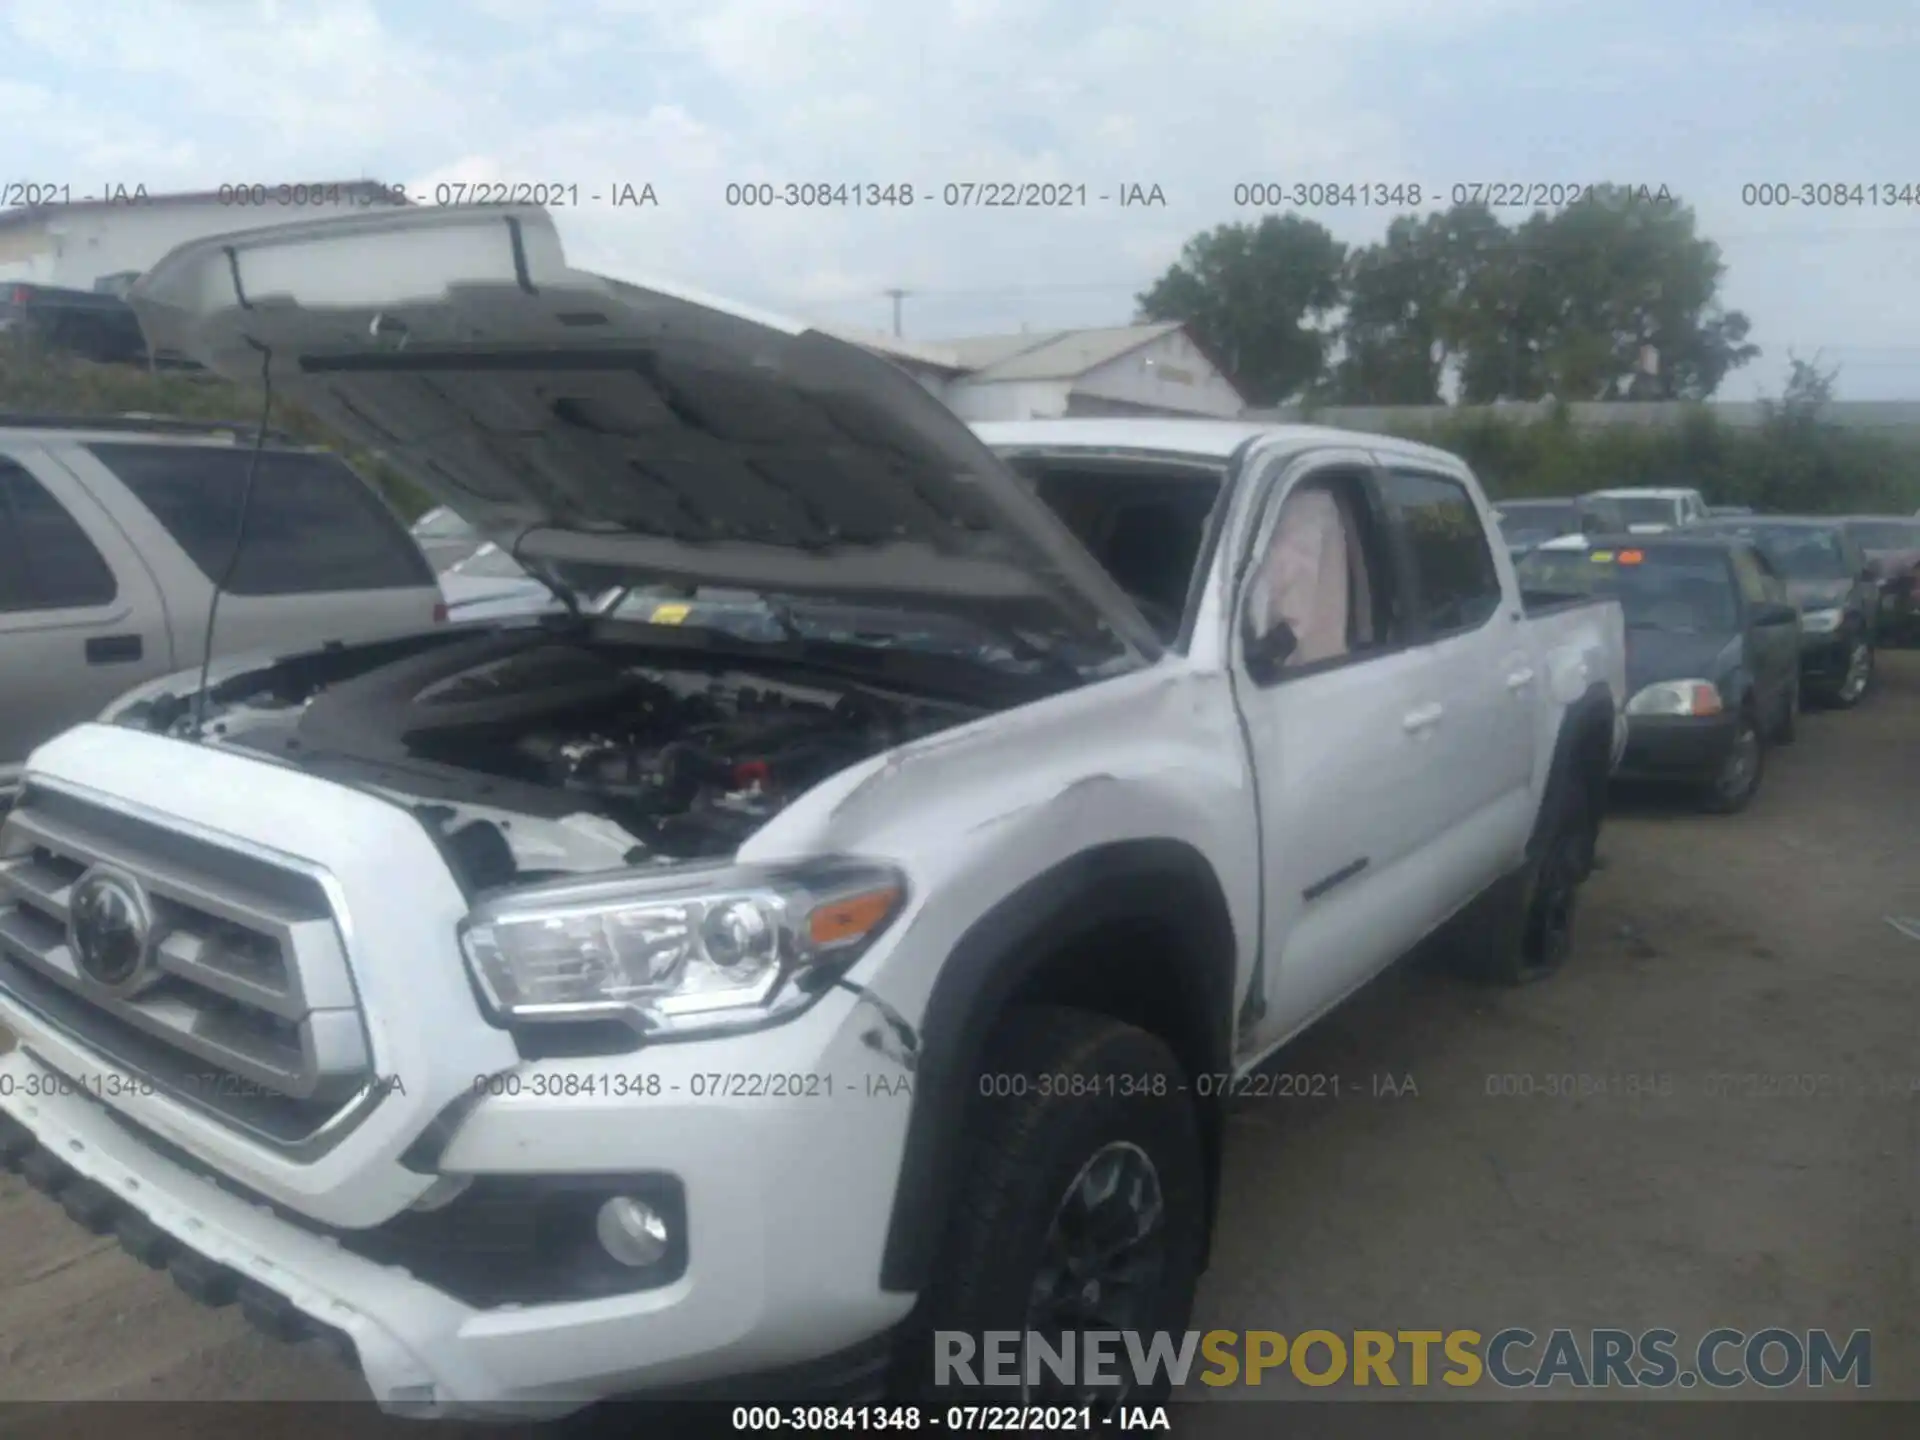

{"left": 2, "top": 0, "right": 1916, "bottom": 395}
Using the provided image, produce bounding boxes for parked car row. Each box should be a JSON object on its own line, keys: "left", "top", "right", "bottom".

{"left": 1495, "top": 488, "right": 1920, "bottom": 647}
{"left": 1514, "top": 510, "right": 1890, "bottom": 815}
{"left": 1491, "top": 485, "right": 1708, "bottom": 559}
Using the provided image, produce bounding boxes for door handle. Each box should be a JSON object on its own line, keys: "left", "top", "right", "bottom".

{"left": 85, "top": 634, "right": 143, "bottom": 665}
{"left": 1402, "top": 702, "right": 1445, "bottom": 733}
{"left": 1506, "top": 667, "right": 1536, "bottom": 692}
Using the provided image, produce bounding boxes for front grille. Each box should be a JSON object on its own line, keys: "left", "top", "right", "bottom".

{"left": 0, "top": 784, "right": 376, "bottom": 1149}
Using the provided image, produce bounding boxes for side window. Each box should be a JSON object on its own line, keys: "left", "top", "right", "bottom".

{"left": 1754, "top": 548, "right": 1790, "bottom": 603}
{"left": 1242, "top": 467, "right": 1399, "bottom": 677}
{"left": 0, "top": 472, "right": 23, "bottom": 612}
{"left": 1378, "top": 468, "right": 1504, "bottom": 636}
{"left": 0, "top": 460, "right": 119, "bottom": 612}
{"left": 84, "top": 444, "right": 434, "bottom": 595}
{"left": 1729, "top": 547, "right": 1769, "bottom": 607}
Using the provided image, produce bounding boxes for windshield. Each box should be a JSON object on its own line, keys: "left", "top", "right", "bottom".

{"left": 1705, "top": 525, "right": 1848, "bottom": 580}
{"left": 1849, "top": 521, "right": 1920, "bottom": 552}
{"left": 604, "top": 586, "right": 1077, "bottom": 674}
{"left": 1516, "top": 545, "right": 1737, "bottom": 633}
{"left": 447, "top": 544, "right": 532, "bottom": 580}
{"left": 1605, "top": 496, "right": 1684, "bottom": 526}
{"left": 412, "top": 506, "right": 474, "bottom": 540}
{"left": 1496, "top": 501, "right": 1578, "bottom": 544}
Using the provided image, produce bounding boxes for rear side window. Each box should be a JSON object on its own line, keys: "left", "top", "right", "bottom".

{"left": 1380, "top": 469, "right": 1503, "bottom": 635}
{"left": 1728, "top": 546, "right": 1772, "bottom": 606}
{"left": 0, "top": 460, "right": 118, "bottom": 611}
{"left": 86, "top": 444, "right": 433, "bottom": 595}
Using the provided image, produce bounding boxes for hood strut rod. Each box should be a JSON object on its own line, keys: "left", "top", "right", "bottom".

{"left": 190, "top": 341, "right": 274, "bottom": 740}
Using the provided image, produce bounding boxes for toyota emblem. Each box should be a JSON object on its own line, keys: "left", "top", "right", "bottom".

{"left": 67, "top": 866, "right": 156, "bottom": 995}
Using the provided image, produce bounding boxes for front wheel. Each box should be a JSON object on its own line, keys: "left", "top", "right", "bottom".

{"left": 1700, "top": 708, "right": 1764, "bottom": 814}
{"left": 1828, "top": 638, "right": 1875, "bottom": 709}
{"left": 901, "top": 1007, "right": 1207, "bottom": 1413}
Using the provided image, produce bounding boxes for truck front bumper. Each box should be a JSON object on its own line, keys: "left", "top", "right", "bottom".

{"left": 0, "top": 1040, "right": 914, "bottom": 1418}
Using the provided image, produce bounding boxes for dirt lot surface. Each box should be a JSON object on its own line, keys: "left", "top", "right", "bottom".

{"left": 1, "top": 655, "right": 1916, "bottom": 1434}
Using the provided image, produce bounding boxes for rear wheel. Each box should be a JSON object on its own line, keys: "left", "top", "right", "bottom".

{"left": 899, "top": 1007, "right": 1207, "bottom": 1413}
{"left": 1450, "top": 788, "right": 1590, "bottom": 987}
{"left": 1700, "top": 708, "right": 1764, "bottom": 814}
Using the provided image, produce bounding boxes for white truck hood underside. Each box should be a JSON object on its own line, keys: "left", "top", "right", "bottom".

{"left": 128, "top": 205, "right": 1160, "bottom": 659}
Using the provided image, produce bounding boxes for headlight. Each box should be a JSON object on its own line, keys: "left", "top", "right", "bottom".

{"left": 461, "top": 860, "right": 905, "bottom": 1039}
{"left": 1626, "top": 679, "right": 1723, "bottom": 717}
{"left": 1800, "top": 607, "right": 1843, "bottom": 634}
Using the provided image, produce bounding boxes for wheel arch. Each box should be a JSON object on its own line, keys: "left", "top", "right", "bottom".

{"left": 1532, "top": 680, "right": 1616, "bottom": 869}
{"left": 877, "top": 838, "right": 1238, "bottom": 1295}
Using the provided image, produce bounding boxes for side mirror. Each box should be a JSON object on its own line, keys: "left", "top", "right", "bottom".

{"left": 1244, "top": 618, "right": 1299, "bottom": 682}
{"left": 1754, "top": 602, "right": 1799, "bottom": 627}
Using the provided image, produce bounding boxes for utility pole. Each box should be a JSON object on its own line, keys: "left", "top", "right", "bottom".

{"left": 883, "top": 288, "right": 910, "bottom": 337}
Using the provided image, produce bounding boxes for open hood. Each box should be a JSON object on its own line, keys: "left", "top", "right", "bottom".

{"left": 129, "top": 206, "right": 1160, "bottom": 662}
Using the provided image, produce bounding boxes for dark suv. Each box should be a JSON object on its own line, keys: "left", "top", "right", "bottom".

{"left": 1694, "top": 516, "right": 1879, "bottom": 708}
{"left": 1839, "top": 515, "right": 1920, "bottom": 645}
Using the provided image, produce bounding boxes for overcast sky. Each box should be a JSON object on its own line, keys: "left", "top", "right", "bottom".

{"left": 4, "top": 0, "right": 1918, "bottom": 400}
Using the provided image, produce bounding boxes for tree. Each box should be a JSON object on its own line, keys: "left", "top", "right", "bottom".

{"left": 1136, "top": 215, "right": 1346, "bottom": 407}
{"left": 1453, "top": 188, "right": 1758, "bottom": 403}
{"left": 1326, "top": 203, "right": 1507, "bottom": 404}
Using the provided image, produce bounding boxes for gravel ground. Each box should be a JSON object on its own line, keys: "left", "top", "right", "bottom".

{"left": 1, "top": 654, "right": 1916, "bottom": 1433}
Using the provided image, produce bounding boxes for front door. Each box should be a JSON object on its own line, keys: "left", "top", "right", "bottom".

{"left": 1228, "top": 448, "right": 1449, "bottom": 1058}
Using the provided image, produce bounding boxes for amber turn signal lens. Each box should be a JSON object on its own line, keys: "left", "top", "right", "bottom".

{"left": 807, "top": 886, "right": 901, "bottom": 949}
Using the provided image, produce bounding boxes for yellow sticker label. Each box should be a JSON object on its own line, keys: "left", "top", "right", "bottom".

{"left": 1589, "top": 551, "right": 1615, "bottom": 563}
{"left": 649, "top": 603, "right": 692, "bottom": 624}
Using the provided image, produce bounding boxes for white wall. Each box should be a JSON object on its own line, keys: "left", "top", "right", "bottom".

{"left": 0, "top": 221, "right": 57, "bottom": 284}
{"left": 0, "top": 197, "right": 397, "bottom": 289}
{"left": 1072, "top": 329, "right": 1244, "bottom": 417}
{"left": 942, "top": 379, "right": 1072, "bottom": 421}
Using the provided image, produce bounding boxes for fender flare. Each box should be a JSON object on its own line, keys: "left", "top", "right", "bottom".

{"left": 877, "top": 838, "right": 1238, "bottom": 1294}
{"left": 1531, "top": 680, "right": 1617, "bottom": 861}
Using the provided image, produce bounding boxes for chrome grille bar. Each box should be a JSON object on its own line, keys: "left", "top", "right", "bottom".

{"left": 0, "top": 784, "right": 375, "bottom": 1145}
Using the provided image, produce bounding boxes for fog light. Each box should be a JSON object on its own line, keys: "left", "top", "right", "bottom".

{"left": 595, "top": 1195, "right": 670, "bottom": 1267}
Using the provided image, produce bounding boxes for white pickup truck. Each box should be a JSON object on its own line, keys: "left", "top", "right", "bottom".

{"left": 0, "top": 208, "right": 1626, "bottom": 1418}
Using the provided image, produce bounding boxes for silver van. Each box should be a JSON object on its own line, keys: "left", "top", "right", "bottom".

{"left": 0, "top": 414, "right": 442, "bottom": 804}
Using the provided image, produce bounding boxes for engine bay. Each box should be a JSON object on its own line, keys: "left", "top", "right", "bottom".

{"left": 130, "top": 629, "right": 982, "bottom": 889}
{"left": 407, "top": 649, "right": 953, "bottom": 866}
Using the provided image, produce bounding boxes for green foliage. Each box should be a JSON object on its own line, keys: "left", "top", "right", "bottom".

{"left": 1147, "top": 189, "right": 1761, "bottom": 407}
{"left": 1452, "top": 188, "right": 1759, "bottom": 404}
{"left": 1136, "top": 214, "right": 1348, "bottom": 406}
{"left": 0, "top": 332, "right": 435, "bottom": 519}
{"left": 1324, "top": 204, "right": 1509, "bottom": 405}
{"left": 1382, "top": 392, "right": 1920, "bottom": 516}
